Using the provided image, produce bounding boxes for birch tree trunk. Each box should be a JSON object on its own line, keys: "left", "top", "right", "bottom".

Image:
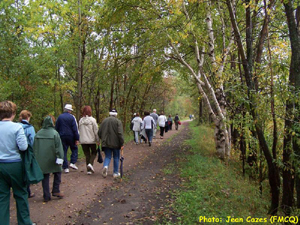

{"left": 168, "top": 1, "right": 233, "bottom": 159}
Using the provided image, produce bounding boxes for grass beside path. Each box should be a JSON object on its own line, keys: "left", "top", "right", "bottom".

{"left": 164, "top": 122, "right": 271, "bottom": 225}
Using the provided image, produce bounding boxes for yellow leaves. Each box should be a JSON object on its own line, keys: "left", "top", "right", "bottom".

{"left": 179, "top": 31, "right": 188, "bottom": 40}
{"left": 215, "top": 56, "right": 222, "bottom": 65}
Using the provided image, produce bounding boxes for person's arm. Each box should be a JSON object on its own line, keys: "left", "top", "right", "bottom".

{"left": 98, "top": 123, "right": 102, "bottom": 140}
{"left": 55, "top": 117, "right": 60, "bottom": 131}
{"left": 93, "top": 119, "right": 100, "bottom": 143}
{"left": 71, "top": 115, "right": 80, "bottom": 141}
{"left": 28, "top": 126, "right": 36, "bottom": 147}
{"left": 55, "top": 133, "right": 64, "bottom": 164}
{"left": 118, "top": 120, "right": 124, "bottom": 147}
{"left": 16, "top": 126, "right": 28, "bottom": 151}
{"left": 151, "top": 117, "right": 155, "bottom": 129}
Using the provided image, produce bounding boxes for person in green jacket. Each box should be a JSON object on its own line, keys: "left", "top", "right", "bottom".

{"left": 98, "top": 109, "right": 124, "bottom": 178}
{"left": 33, "top": 115, "right": 64, "bottom": 202}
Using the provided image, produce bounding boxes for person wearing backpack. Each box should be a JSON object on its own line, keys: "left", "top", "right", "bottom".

{"left": 19, "top": 110, "right": 36, "bottom": 198}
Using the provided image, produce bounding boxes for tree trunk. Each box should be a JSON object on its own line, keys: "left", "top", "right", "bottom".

{"left": 199, "top": 97, "right": 203, "bottom": 124}
{"left": 214, "top": 119, "right": 226, "bottom": 158}
{"left": 282, "top": 0, "right": 300, "bottom": 215}
{"left": 240, "top": 132, "right": 246, "bottom": 176}
{"left": 255, "top": 125, "right": 280, "bottom": 215}
{"left": 226, "top": 0, "right": 280, "bottom": 214}
{"left": 109, "top": 74, "right": 115, "bottom": 110}
{"left": 76, "top": 0, "right": 82, "bottom": 120}
{"left": 94, "top": 88, "right": 100, "bottom": 123}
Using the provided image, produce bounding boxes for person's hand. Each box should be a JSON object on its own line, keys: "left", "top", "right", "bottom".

{"left": 56, "top": 158, "right": 64, "bottom": 165}
{"left": 96, "top": 142, "right": 100, "bottom": 146}
{"left": 75, "top": 141, "right": 80, "bottom": 146}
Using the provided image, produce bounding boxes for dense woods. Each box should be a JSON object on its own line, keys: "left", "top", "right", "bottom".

{"left": 1, "top": 0, "right": 300, "bottom": 216}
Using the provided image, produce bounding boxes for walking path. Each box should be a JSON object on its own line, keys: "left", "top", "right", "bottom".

{"left": 9, "top": 121, "right": 190, "bottom": 225}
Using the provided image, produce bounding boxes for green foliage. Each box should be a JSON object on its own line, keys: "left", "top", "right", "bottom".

{"left": 171, "top": 123, "right": 271, "bottom": 224}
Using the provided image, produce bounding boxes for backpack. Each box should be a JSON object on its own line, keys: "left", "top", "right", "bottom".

{"left": 20, "top": 145, "right": 44, "bottom": 184}
{"left": 20, "top": 121, "right": 44, "bottom": 184}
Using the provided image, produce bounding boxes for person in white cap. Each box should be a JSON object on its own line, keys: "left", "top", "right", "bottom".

{"left": 55, "top": 104, "right": 80, "bottom": 173}
{"left": 98, "top": 109, "right": 124, "bottom": 178}
{"left": 131, "top": 113, "right": 143, "bottom": 144}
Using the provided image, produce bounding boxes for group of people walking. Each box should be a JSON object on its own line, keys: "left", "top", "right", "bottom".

{"left": 131, "top": 109, "right": 181, "bottom": 146}
{"left": 0, "top": 101, "right": 124, "bottom": 225}
{"left": 0, "top": 100, "right": 181, "bottom": 225}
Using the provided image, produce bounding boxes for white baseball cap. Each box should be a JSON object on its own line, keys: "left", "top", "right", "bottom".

{"left": 64, "top": 104, "right": 73, "bottom": 111}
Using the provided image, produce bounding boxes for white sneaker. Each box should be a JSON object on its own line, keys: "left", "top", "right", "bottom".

{"left": 64, "top": 168, "right": 69, "bottom": 173}
{"left": 87, "top": 171, "right": 92, "bottom": 175}
{"left": 102, "top": 166, "right": 108, "bottom": 178}
{"left": 113, "top": 173, "right": 120, "bottom": 179}
{"left": 69, "top": 163, "right": 78, "bottom": 170}
{"left": 87, "top": 163, "right": 94, "bottom": 173}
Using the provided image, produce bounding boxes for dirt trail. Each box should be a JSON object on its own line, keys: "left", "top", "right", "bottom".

{"left": 9, "top": 121, "right": 191, "bottom": 225}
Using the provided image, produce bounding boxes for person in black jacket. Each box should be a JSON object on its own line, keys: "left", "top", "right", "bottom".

{"left": 174, "top": 114, "right": 180, "bottom": 130}
{"left": 55, "top": 104, "right": 79, "bottom": 173}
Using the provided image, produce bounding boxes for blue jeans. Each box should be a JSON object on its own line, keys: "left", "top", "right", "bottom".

{"left": 145, "top": 129, "right": 153, "bottom": 143}
{"left": 134, "top": 131, "right": 140, "bottom": 143}
{"left": 61, "top": 135, "right": 78, "bottom": 169}
{"left": 103, "top": 147, "right": 120, "bottom": 174}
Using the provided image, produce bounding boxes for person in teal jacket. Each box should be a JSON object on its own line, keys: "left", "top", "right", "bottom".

{"left": 33, "top": 115, "right": 64, "bottom": 202}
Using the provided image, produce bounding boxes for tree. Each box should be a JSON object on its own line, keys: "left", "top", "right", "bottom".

{"left": 226, "top": 0, "right": 280, "bottom": 214}
{"left": 159, "top": 0, "right": 233, "bottom": 159}
{"left": 281, "top": 0, "right": 300, "bottom": 215}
